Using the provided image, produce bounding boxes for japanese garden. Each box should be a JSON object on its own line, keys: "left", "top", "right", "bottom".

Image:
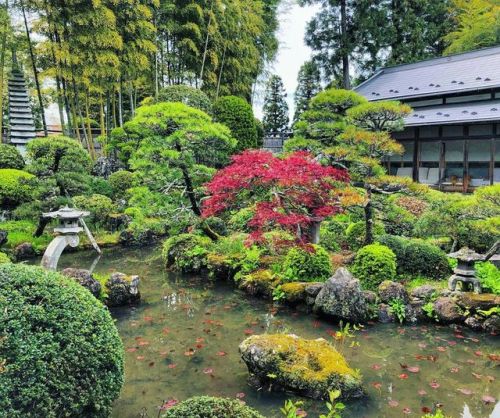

{"left": 0, "top": 1, "right": 499, "bottom": 417}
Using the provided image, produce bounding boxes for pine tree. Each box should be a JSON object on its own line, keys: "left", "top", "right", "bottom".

{"left": 293, "top": 60, "right": 321, "bottom": 123}
{"left": 262, "top": 75, "right": 289, "bottom": 134}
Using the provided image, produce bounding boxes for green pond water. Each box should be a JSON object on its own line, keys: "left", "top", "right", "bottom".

{"left": 53, "top": 246, "right": 499, "bottom": 418}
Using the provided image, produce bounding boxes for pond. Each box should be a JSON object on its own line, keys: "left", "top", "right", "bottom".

{"left": 54, "top": 246, "right": 499, "bottom": 418}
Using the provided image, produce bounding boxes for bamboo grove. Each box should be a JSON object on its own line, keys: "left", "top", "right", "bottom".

{"left": 0, "top": 0, "right": 280, "bottom": 157}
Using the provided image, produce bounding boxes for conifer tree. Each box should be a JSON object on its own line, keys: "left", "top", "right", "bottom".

{"left": 293, "top": 60, "right": 321, "bottom": 123}
{"left": 262, "top": 75, "right": 289, "bottom": 134}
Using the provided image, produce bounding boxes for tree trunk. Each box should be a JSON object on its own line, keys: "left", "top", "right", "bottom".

{"left": 0, "top": 0, "right": 8, "bottom": 143}
{"left": 84, "top": 90, "right": 95, "bottom": 159}
{"left": 364, "top": 185, "right": 374, "bottom": 245}
{"left": 34, "top": 216, "right": 50, "bottom": 237}
{"left": 199, "top": 12, "right": 212, "bottom": 86}
{"left": 340, "top": 0, "right": 351, "bottom": 90}
{"left": 118, "top": 78, "right": 123, "bottom": 126}
{"left": 21, "top": 0, "right": 48, "bottom": 136}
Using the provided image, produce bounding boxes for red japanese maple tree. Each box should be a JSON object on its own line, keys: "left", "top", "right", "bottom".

{"left": 202, "top": 150, "right": 349, "bottom": 243}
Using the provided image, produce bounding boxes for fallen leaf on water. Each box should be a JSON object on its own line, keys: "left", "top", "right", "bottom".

{"left": 474, "top": 350, "right": 483, "bottom": 357}
{"left": 429, "top": 380, "right": 440, "bottom": 389}
{"left": 466, "top": 359, "right": 475, "bottom": 365}
{"left": 471, "top": 372, "right": 482, "bottom": 379}
{"left": 144, "top": 316, "right": 153, "bottom": 322}
{"left": 407, "top": 366, "right": 420, "bottom": 373}
{"left": 196, "top": 337, "right": 204, "bottom": 343}
{"left": 486, "top": 375, "right": 495, "bottom": 382}
{"left": 399, "top": 373, "right": 409, "bottom": 379}
{"left": 160, "top": 351, "right": 168, "bottom": 356}
{"left": 487, "top": 353, "right": 500, "bottom": 362}
{"left": 235, "top": 392, "right": 246, "bottom": 399}
{"left": 184, "top": 349, "right": 195, "bottom": 356}
{"left": 296, "top": 409, "right": 307, "bottom": 417}
{"left": 136, "top": 356, "right": 145, "bottom": 360}
{"left": 450, "top": 367, "right": 459, "bottom": 373}
{"left": 437, "top": 346, "right": 446, "bottom": 352}
{"left": 126, "top": 347, "right": 138, "bottom": 353}
{"left": 162, "top": 327, "right": 170, "bottom": 335}
{"left": 243, "top": 329, "right": 254, "bottom": 335}
{"left": 371, "top": 364, "right": 382, "bottom": 370}
{"left": 138, "top": 341, "right": 149, "bottom": 347}
{"left": 418, "top": 343, "right": 427, "bottom": 349}
{"left": 388, "top": 400, "right": 399, "bottom": 407}
{"left": 458, "top": 388, "right": 473, "bottom": 395}
{"left": 371, "top": 382, "right": 382, "bottom": 390}
{"left": 403, "top": 407, "right": 411, "bottom": 414}
{"left": 167, "top": 364, "right": 177, "bottom": 369}
{"left": 418, "top": 389, "right": 427, "bottom": 396}
{"left": 482, "top": 395, "right": 496, "bottom": 404}
{"left": 421, "top": 407, "right": 432, "bottom": 413}
{"left": 448, "top": 341, "right": 457, "bottom": 346}
{"left": 203, "top": 368, "right": 214, "bottom": 374}
{"left": 217, "top": 351, "right": 227, "bottom": 356}
{"left": 160, "top": 399, "right": 179, "bottom": 410}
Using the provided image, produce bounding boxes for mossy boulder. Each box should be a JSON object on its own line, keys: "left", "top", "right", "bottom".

{"left": 206, "top": 253, "right": 242, "bottom": 280}
{"left": 161, "top": 396, "right": 264, "bottom": 418}
{"left": 237, "top": 269, "right": 281, "bottom": 297}
{"left": 239, "top": 334, "right": 363, "bottom": 400}
{"left": 62, "top": 268, "right": 101, "bottom": 299}
{"left": 105, "top": 272, "right": 141, "bottom": 307}
{"left": 378, "top": 280, "right": 409, "bottom": 304}
{"left": 162, "top": 234, "right": 212, "bottom": 273}
{"left": 281, "top": 282, "right": 324, "bottom": 304}
{"left": 456, "top": 293, "right": 500, "bottom": 312}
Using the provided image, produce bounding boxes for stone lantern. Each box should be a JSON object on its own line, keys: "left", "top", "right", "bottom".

{"left": 41, "top": 207, "right": 98, "bottom": 270}
{"left": 448, "top": 241, "right": 499, "bottom": 294}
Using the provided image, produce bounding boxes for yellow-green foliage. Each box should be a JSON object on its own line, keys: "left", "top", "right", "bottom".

{"left": 351, "top": 243, "right": 396, "bottom": 290}
{"left": 0, "top": 221, "right": 51, "bottom": 251}
{"left": 237, "top": 269, "right": 281, "bottom": 296}
{"left": 162, "top": 234, "right": 212, "bottom": 273}
{"left": 281, "top": 282, "right": 308, "bottom": 302}
{"left": 282, "top": 245, "right": 332, "bottom": 283}
{"left": 0, "top": 252, "right": 11, "bottom": 264}
{"left": 0, "top": 169, "right": 34, "bottom": 207}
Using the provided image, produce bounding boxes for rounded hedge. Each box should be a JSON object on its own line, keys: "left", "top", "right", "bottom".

{"left": 283, "top": 244, "right": 332, "bottom": 282}
{"left": 377, "top": 234, "right": 450, "bottom": 279}
{"left": 0, "top": 144, "right": 24, "bottom": 169}
{"left": 73, "top": 194, "right": 115, "bottom": 226}
{"left": 0, "top": 252, "right": 11, "bottom": 264}
{"left": 161, "top": 396, "right": 265, "bottom": 418}
{"left": 345, "top": 221, "right": 385, "bottom": 251}
{"left": 351, "top": 243, "right": 396, "bottom": 290}
{"left": 0, "top": 169, "right": 35, "bottom": 208}
{"left": 0, "top": 264, "right": 124, "bottom": 417}
{"left": 162, "top": 234, "right": 213, "bottom": 273}
{"left": 158, "top": 85, "right": 212, "bottom": 114}
{"left": 213, "top": 96, "right": 258, "bottom": 152}
{"left": 109, "top": 170, "right": 136, "bottom": 198}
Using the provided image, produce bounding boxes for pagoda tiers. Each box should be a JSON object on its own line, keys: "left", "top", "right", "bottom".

{"left": 355, "top": 46, "right": 500, "bottom": 192}
{"left": 8, "top": 67, "right": 36, "bottom": 151}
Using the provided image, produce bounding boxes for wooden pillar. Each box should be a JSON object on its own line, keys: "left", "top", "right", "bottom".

{"left": 491, "top": 124, "right": 497, "bottom": 185}
{"left": 413, "top": 128, "right": 419, "bottom": 182}
{"left": 438, "top": 126, "right": 444, "bottom": 190}
{"left": 463, "top": 125, "right": 469, "bottom": 193}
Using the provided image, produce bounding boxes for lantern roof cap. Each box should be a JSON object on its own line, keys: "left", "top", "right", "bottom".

{"left": 43, "top": 206, "right": 90, "bottom": 219}
{"left": 447, "top": 247, "right": 484, "bottom": 262}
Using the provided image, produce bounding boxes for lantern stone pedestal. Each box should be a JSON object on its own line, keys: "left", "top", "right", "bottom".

{"left": 41, "top": 207, "right": 90, "bottom": 271}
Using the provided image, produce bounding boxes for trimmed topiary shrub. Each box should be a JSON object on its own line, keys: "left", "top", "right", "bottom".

{"left": 161, "top": 396, "right": 265, "bottom": 418}
{"left": 0, "top": 169, "right": 35, "bottom": 208}
{"left": 162, "top": 234, "right": 213, "bottom": 273}
{"left": 0, "top": 144, "right": 24, "bottom": 169}
{"left": 73, "top": 194, "right": 115, "bottom": 227}
{"left": 345, "top": 221, "right": 385, "bottom": 251}
{"left": 213, "top": 96, "right": 258, "bottom": 152}
{"left": 320, "top": 217, "right": 349, "bottom": 251}
{"left": 458, "top": 217, "right": 500, "bottom": 253}
{"left": 109, "top": 170, "right": 136, "bottom": 198}
{"left": 0, "top": 252, "right": 10, "bottom": 264}
{"left": 0, "top": 263, "right": 124, "bottom": 417}
{"left": 158, "top": 85, "right": 212, "bottom": 114}
{"left": 377, "top": 234, "right": 450, "bottom": 280}
{"left": 283, "top": 244, "right": 332, "bottom": 282}
{"left": 351, "top": 243, "right": 396, "bottom": 290}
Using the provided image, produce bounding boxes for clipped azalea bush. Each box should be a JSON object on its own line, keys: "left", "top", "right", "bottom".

{"left": 0, "top": 169, "right": 35, "bottom": 208}
{"left": 161, "top": 396, "right": 264, "bottom": 418}
{"left": 351, "top": 243, "right": 396, "bottom": 290}
{"left": 282, "top": 244, "right": 332, "bottom": 282}
{"left": 162, "top": 234, "right": 213, "bottom": 273}
{"left": 0, "top": 264, "right": 124, "bottom": 417}
{"left": 0, "top": 144, "right": 24, "bottom": 169}
{"left": 345, "top": 221, "right": 385, "bottom": 251}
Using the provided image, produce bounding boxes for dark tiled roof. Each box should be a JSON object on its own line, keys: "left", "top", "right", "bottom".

{"left": 355, "top": 46, "right": 500, "bottom": 101}
{"left": 405, "top": 100, "right": 500, "bottom": 126}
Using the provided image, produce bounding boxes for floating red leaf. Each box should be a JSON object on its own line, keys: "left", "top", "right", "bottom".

{"left": 458, "top": 388, "right": 473, "bottom": 395}
{"left": 371, "top": 364, "right": 382, "bottom": 370}
{"left": 429, "top": 380, "right": 440, "bottom": 389}
{"left": 482, "top": 395, "right": 496, "bottom": 404}
{"left": 235, "top": 392, "right": 246, "bottom": 399}
{"left": 217, "top": 351, "right": 227, "bottom": 356}
{"left": 418, "top": 389, "right": 427, "bottom": 396}
{"left": 388, "top": 400, "right": 399, "bottom": 407}
{"left": 407, "top": 366, "right": 420, "bottom": 373}
{"left": 399, "top": 373, "right": 409, "bottom": 379}
{"left": 244, "top": 329, "right": 254, "bottom": 335}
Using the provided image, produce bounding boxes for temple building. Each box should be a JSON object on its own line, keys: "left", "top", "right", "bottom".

{"left": 355, "top": 46, "right": 500, "bottom": 192}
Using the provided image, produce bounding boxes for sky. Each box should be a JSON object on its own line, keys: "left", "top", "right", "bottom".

{"left": 253, "top": 2, "right": 320, "bottom": 120}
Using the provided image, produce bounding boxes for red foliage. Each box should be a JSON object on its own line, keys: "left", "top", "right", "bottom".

{"left": 202, "top": 150, "right": 349, "bottom": 243}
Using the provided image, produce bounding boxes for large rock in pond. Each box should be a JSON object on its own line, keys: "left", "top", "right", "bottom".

{"left": 105, "top": 272, "right": 140, "bottom": 307}
{"left": 62, "top": 268, "right": 101, "bottom": 299}
{"left": 13, "top": 242, "right": 35, "bottom": 260}
{"left": 433, "top": 297, "right": 463, "bottom": 323}
{"left": 378, "top": 280, "right": 409, "bottom": 304}
{"left": 456, "top": 293, "right": 500, "bottom": 312}
{"left": 239, "top": 334, "right": 363, "bottom": 400}
{"left": 313, "top": 268, "right": 368, "bottom": 323}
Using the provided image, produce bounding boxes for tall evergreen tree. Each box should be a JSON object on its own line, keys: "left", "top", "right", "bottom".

{"left": 293, "top": 60, "right": 321, "bottom": 123}
{"left": 444, "top": 0, "right": 500, "bottom": 55}
{"left": 262, "top": 75, "right": 289, "bottom": 134}
{"left": 300, "top": 0, "right": 387, "bottom": 89}
{"left": 388, "top": 0, "right": 453, "bottom": 65}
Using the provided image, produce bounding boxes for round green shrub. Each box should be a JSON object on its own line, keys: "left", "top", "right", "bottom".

{"left": 90, "top": 177, "right": 114, "bottom": 198}
{"left": 162, "top": 234, "right": 213, "bottom": 273}
{"left": 0, "top": 144, "right": 24, "bottom": 169}
{"left": 381, "top": 203, "right": 416, "bottom": 237}
{"left": 158, "top": 85, "right": 212, "bottom": 114}
{"left": 402, "top": 239, "right": 451, "bottom": 280}
{"left": 161, "top": 396, "right": 264, "bottom": 418}
{"left": 376, "top": 234, "right": 407, "bottom": 270}
{"left": 109, "top": 170, "right": 136, "bottom": 198}
{"left": 320, "top": 218, "right": 349, "bottom": 251}
{"left": 0, "top": 252, "right": 11, "bottom": 264}
{"left": 283, "top": 244, "right": 332, "bottom": 282}
{"left": 0, "top": 169, "right": 35, "bottom": 208}
{"left": 0, "top": 264, "right": 124, "bottom": 417}
{"left": 345, "top": 221, "right": 385, "bottom": 251}
{"left": 213, "top": 96, "right": 258, "bottom": 152}
{"left": 73, "top": 194, "right": 115, "bottom": 226}
{"left": 351, "top": 243, "right": 396, "bottom": 290}
{"left": 458, "top": 217, "right": 500, "bottom": 253}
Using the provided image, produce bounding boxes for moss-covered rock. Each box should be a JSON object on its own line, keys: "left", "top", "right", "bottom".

{"left": 162, "top": 234, "right": 212, "bottom": 273}
{"left": 206, "top": 253, "right": 242, "bottom": 280}
{"left": 161, "top": 396, "right": 264, "bottom": 418}
{"left": 456, "top": 293, "right": 500, "bottom": 312}
{"left": 237, "top": 269, "right": 280, "bottom": 297}
{"left": 281, "top": 282, "right": 308, "bottom": 303}
{"left": 239, "top": 334, "right": 363, "bottom": 400}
